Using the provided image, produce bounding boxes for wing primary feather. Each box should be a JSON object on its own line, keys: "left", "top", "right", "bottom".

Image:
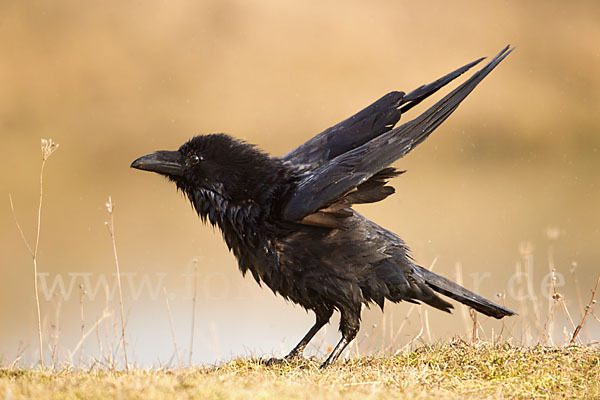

{"left": 283, "top": 51, "right": 488, "bottom": 170}
{"left": 283, "top": 46, "right": 513, "bottom": 222}
{"left": 399, "top": 56, "right": 486, "bottom": 114}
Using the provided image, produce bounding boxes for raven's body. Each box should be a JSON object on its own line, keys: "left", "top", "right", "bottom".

{"left": 132, "top": 46, "right": 516, "bottom": 367}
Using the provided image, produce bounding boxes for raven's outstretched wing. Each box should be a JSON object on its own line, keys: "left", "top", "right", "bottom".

{"left": 283, "top": 46, "right": 513, "bottom": 222}
{"left": 282, "top": 57, "right": 485, "bottom": 171}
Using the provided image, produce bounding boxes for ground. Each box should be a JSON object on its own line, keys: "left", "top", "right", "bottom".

{"left": 1, "top": 341, "right": 599, "bottom": 399}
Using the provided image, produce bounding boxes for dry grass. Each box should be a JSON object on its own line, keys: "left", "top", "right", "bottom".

{"left": 1, "top": 341, "right": 599, "bottom": 399}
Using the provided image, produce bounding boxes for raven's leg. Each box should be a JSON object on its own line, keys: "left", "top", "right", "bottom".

{"left": 321, "top": 306, "right": 361, "bottom": 368}
{"left": 285, "top": 307, "right": 333, "bottom": 360}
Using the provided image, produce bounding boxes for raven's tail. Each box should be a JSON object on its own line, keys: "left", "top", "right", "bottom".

{"left": 415, "top": 265, "right": 516, "bottom": 319}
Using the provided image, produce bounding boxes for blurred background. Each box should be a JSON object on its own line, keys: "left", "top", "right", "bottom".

{"left": 1, "top": 0, "right": 599, "bottom": 368}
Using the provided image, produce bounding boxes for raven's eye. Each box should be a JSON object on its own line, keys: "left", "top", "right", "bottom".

{"left": 190, "top": 154, "right": 201, "bottom": 165}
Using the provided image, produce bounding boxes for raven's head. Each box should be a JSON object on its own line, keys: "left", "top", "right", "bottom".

{"left": 131, "top": 133, "right": 284, "bottom": 206}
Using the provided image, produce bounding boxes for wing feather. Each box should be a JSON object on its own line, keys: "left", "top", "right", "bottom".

{"left": 282, "top": 57, "right": 485, "bottom": 170}
{"left": 284, "top": 46, "right": 513, "bottom": 222}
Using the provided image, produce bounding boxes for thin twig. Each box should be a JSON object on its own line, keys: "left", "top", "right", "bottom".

{"left": 381, "top": 311, "right": 386, "bottom": 354}
{"left": 105, "top": 196, "right": 129, "bottom": 371}
{"left": 8, "top": 195, "right": 33, "bottom": 257}
{"left": 424, "top": 309, "right": 432, "bottom": 344}
{"left": 526, "top": 244, "right": 542, "bottom": 336}
{"left": 549, "top": 269, "right": 579, "bottom": 344}
{"left": 189, "top": 258, "right": 198, "bottom": 366}
{"left": 95, "top": 310, "right": 107, "bottom": 369}
{"left": 570, "top": 273, "right": 600, "bottom": 345}
{"left": 470, "top": 308, "right": 479, "bottom": 343}
{"left": 543, "top": 246, "right": 556, "bottom": 344}
{"left": 391, "top": 302, "right": 418, "bottom": 348}
{"left": 7, "top": 139, "right": 58, "bottom": 368}
{"left": 455, "top": 262, "right": 471, "bottom": 336}
{"left": 498, "top": 292, "right": 507, "bottom": 340}
{"left": 9, "top": 193, "right": 45, "bottom": 365}
{"left": 541, "top": 300, "right": 556, "bottom": 346}
{"left": 570, "top": 262, "right": 585, "bottom": 318}
{"left": 79, "top": 284, "right": 87, "bottom": 367}
{"left": 541, "top": 268, "right": 562, "bottom": 346}
{"left": 558, "top": 299, "right": 577, "bottom": 332}
{"left": 33, "top": 256, "right": 44, "bottom": 367}
{"left": 163, "top": 287, "right": 182, "bottom": 368}
{"left": 405, "top": 306, "right": 425, "bottom": 350}
{"left": 69, "top": 309, "right": 112, "bottom": 365}
{"left": 9, "top": 343, "right": 28, "bottom": 369}
{"left": 50, "top": 296, "right": 62, "bottom": 370}
{"left": 391, "top": 258, "right": 437, "bottom": 348}
{"left": 476, "top": 319, "right": 488, "bottom": 341}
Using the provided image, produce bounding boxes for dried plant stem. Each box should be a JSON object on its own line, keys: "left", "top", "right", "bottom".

{"left": 570, "top": 273, "right": 600, "bottom": 345}
{"left": 30, "top": 175, "right": 44, "bottom": 365}
{"left": 455, "top": 262, "right": 471, "bottom": 336}
{"left": 105, "top": 196, "right": 129, "bottom": 371}
{"left": 541, "top": 301, "right": 556, "bottom": 346}
{"left": 78, "top": 284, "right": 86, "bottom": 366}
{"left": 549, "top": 269, "right": 578, "bottom": 343}
{"left": 69, "top": 310, "right": 112, "bottom": 365}
{"left": 558, "top": 300, "right": 577, "bottom": 333}
{"left": 470, "top": 308, "right": 479, "bottom": 343}
{"left": 51, "top": 297, "right": 62, "bottom": 369}
{"left": 381, "top": 313, "right": 386, "bottom": 354}
{"left": 424, "top": 309, "right": 432, "bottom": 343}
{"left": 404, "top": 306, "right": 425, "bottom": 350}
{"left": 391, "top": 258, "right": 437, "bottom": 348}
{"left": 189, "top": 259, "right": 198, "bottom": 366}
{"left": 8, "top": 139, "right": 58, "bottom": 368}
{"left": 9, "top": 195, "right": 33, "bottom": 256}
{"left": 163, "top": 287, "right": 182, "bottom": 368}
{"left": 498, "top": 292, "right": 507, "bottom": 340}
{"left": 570, "top": 263, "right": 585, "bottom": 317}
{"left": 515, "top": 260, "right": 535, "bottom": 345}
{"left": 391, "top": 304, "right": 417, "bottom": 350}
{"left": 32, "top": 259, "right": 44, "bottom": 368}
{"left": 9, "top": 344, "right": 27, "bottom": 369}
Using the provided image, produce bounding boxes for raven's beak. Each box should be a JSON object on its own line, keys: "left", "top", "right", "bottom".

{"left": 130, "top": 151, "right": 184, "bottom": 176}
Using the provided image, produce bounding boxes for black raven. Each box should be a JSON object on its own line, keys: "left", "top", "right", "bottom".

{"left": 131, "top": 46, "right": 516, "bottom": 367}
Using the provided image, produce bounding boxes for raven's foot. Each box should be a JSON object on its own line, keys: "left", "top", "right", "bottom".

{"left": 284, "top": 351, "right": 306, "bottom": 362}
{"left": 265, "top": 350, "right": 304, "bottom": 366}
{"left": 263, "top": 355, "right": 318, "bottom": 368}
{"left": 263, "top": 357, "right": 286, "bottom": 367}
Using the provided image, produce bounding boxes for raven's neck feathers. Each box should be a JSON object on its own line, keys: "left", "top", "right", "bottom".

{"left": 188, "top": 186, "right": 261, "bottom": 245}
{"left": 178, "top": 150, "right": 291, "bottom": 261}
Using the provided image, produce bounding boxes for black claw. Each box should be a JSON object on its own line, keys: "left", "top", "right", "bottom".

{"left": 264, "top": 357, "right": 285, "bottom": 367}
